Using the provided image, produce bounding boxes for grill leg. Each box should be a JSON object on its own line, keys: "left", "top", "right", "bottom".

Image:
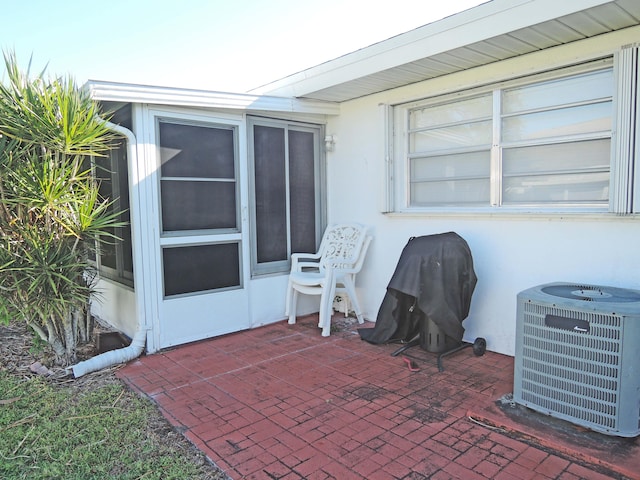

{"left": 390, "top": 338, "right": 420, "bottom": 357}
{"left": 437, "top": 343, "right": 470, "bottom": 372}
{"left": 437, "top": 337, "right": 486, "bottom": 372}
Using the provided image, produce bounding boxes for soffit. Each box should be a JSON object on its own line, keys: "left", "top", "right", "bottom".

{"left": 254, "top": 0, "right": 640, "bottom": 103}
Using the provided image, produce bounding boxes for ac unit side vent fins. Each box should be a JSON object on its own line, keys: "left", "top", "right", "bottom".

{"left": 514, "top": 282, "right": 640, "bottom": 437}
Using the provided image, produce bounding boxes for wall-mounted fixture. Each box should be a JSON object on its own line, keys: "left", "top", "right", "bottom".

{"left": 324, "top": 135, "right": 336, "bottom": 152}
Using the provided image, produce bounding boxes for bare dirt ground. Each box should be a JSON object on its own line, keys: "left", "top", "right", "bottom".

{"left": 0, "top": 320, "right": 229, "bottom": 480}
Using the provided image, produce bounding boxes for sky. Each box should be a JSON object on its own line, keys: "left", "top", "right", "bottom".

{"left": 1, "top": 0, "right": 486, "bottom": 94}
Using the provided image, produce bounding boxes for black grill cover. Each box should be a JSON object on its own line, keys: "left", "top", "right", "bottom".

{"left": 359, "top": 232, "right": 476, "bottom": 347}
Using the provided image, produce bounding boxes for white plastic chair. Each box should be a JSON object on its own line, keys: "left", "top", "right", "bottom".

{"left": 285, "top": 224, "right": 371, "bottom": 336}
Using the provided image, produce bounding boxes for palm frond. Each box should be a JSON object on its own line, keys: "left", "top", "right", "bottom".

{"left": 0, "top": 50, "right": 117, "bottom": 156}
{"left": 0, "top": 51, "right": 124, "bottom": 363}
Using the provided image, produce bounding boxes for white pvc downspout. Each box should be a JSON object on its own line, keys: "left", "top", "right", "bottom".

{"left": 70, "top": 328, "right": 147, "bottom": 377}
{"left": 69, "top": 118, "right": 148, "bottom": 378}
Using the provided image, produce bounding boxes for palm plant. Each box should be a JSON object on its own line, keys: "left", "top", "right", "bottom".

{"left": 0, "top": 51, "right": 121, "bottom": 365}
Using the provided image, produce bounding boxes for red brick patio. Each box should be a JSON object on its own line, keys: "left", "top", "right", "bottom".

{"left": 116, "top": 315, "right": 638, "bottom": 480}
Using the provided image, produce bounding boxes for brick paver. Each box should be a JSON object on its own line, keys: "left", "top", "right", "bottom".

{"left": 117, "top": 315, "right": 636, "bottom": 480}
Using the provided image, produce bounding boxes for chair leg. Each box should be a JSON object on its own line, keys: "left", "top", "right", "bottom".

{"left": 288, "top": 287, "right": 298, "bottom": 325}
{"left": 342, "top": 278, "right": 365, "bottom": 324}
{"left": 318, "top": 294, "right": 330, "bottom": 336}
{"left": 285, "top": 281, "right": 292, "bottom": 316}
{"left": 320, "top": 278, "right": 337, "bottom": 337}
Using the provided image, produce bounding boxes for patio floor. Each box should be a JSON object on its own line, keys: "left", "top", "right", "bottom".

{"left": 116, "top": 315, "right": 639, "bottom": 480}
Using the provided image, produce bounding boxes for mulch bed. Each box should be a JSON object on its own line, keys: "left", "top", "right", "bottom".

{"left": 0, "top": 320, "right": 122, "bottom": 388}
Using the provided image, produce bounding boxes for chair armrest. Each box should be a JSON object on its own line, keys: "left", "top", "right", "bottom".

{"left": 324, "top": 259, "right": 356, "bottom": 273}
{"left": 292, "top": 252, "right": 321, "bottom": 261}
{"left": 291, "top": 252, "right": 322, "bottom": 272}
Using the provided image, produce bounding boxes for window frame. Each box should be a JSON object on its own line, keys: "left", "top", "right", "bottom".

{"left": 93, "top": 138, "right": 134, "bottom": 287}
{"left": 156, "top": 117, "right": 241, "bottom": 237}
{"left": 247, "top": 116, "right": 325, "bottom": 276}
{"left": 153, "top": 114, "right": 245, "bottom": 299}
{"left": 390, "top": 59, "right": 622, "bottom": 215}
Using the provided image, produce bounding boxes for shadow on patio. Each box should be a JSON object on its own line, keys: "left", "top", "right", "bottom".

{"left": 116, "top": 315, "right": 638, "bottom": 480}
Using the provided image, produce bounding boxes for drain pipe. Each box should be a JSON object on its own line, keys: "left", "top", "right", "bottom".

{"left": 70, "top": 328, "right": 147, "bottom": 377}
{"left": 69, "top": 117, "right": 148, "bottom": 378}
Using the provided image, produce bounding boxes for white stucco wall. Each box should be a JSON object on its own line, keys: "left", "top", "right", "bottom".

{"left": 91, "top": 278, "right": 137, "bottom": 338}
{"left": 324, "top": 30, "right": 640, "bottom": 356}
{"left": 90, "top": 25, "right": 640, "bottom": 356}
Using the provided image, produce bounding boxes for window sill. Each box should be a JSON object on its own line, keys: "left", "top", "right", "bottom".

{"left": 96, "top": 273, "right": 134, "bottom": 290}
{"left": 384, "top": 209, "right": 640, "bottom": 222}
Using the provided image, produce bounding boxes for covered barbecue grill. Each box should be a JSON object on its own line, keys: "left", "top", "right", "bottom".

{"left": 359, "top": 232, "right": 478, "bottom": 358}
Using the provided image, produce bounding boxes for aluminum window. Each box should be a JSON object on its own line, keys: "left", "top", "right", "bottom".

{"left": 156, "top": 118, "right": 242, "bottom": 298}
{"left": 162, "top": 243, "right": 240, "bottom": 296}
{"left": 159, "top": 121, "right": 238, "bottom": 232}
{"left": 395, "top": 63, "right": 621, "bottom": 212}
{"left": 248, "top": 117, "right": 324, "bottom": 275}
{"left": 94, "top": 137, "right": 134, "bottom": 286}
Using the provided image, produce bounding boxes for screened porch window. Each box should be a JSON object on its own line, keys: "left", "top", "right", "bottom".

{"left": 92, "top": 104, "right": 134, "bottom": 286}
{"left": 162, "top": 243, "right": 240, "bottom": 296}
{"left": 157, "top": 119, "right": 241, "bottom": 298}
{"left": 159, "top": 121, "right": 237, "bottom": 232}
{"left": 249, "top": 117, "right": 323, "bottom": 275}
{"left": 400, "top": 64, "right": 615, "bottom": 211}
{"left": 94, "top": 138, "right": 134, "bottom": 286}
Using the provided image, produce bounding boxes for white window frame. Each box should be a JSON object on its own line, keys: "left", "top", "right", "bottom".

{"left": 388, "top": 56, "right": 640, "bottom": 215}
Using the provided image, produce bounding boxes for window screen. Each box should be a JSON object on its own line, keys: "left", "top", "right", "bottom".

{"left": 249, "top": 118, "right": 322, "bottom": 275}
{"left": 159, "top": 121, "right": 237, "bottom": 232}
{"left": 163, "top": 243, "right": 240, "bottom": 297}
{"left": 289, "top": 130, "right": 317, "bottom": 254}
{"left": 94, "top": 135, "right": 134, "bottom": 286}
{"left": 253, "top": 125, "right": 287, "bottom": 263}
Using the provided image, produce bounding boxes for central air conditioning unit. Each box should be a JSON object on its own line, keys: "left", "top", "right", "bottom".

{"left": 513, "top": 282, "right": 640, "bottom": 437}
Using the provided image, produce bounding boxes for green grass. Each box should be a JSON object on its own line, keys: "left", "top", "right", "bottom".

{"left": 0, "top": 371, "right": 224, "bottom": 479}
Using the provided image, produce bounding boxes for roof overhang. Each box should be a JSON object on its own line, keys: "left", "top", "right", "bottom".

{"left": 85, "top": 80, "right": 340, "bottom": 116}
{"left": 250, "top": 0, "right": 640, "bottom": 102}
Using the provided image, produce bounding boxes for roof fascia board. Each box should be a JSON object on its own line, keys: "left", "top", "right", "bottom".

{"left": 85, "top": 80, "right": 340, "bottom": 115}
{"left": 253, "top": 0, "right": 614, "bottom": 97}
